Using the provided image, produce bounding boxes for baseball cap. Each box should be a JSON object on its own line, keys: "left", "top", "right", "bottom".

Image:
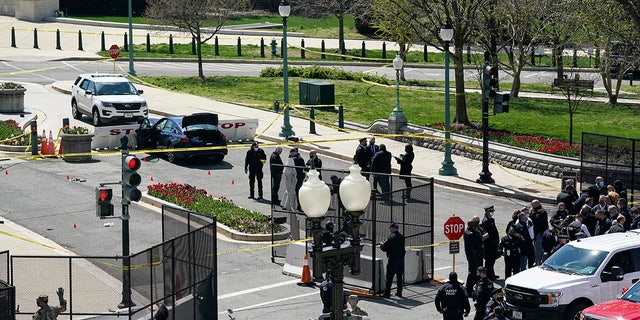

{"left": 484, "top": 205, "right": 495, "bottom": 211}
{"left": 389, "top": 222, "right": 399, "bottom": 228}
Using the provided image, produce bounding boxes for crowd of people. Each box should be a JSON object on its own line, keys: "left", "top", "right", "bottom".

{"left": 436, "top": 176, "right": 635, "bottom": 320}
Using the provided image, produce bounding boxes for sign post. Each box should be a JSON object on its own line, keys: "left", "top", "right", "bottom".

{"left": 444, "top": 215, "right": 465, "bottom": 272}
{"left": 109, "top": 44, "right": 120, "bottom": 73}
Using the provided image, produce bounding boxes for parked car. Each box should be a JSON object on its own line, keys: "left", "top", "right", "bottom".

{"left": 505, "top": 231, "right": 640, "bottom": 320}
{"left": 136, "top": 113, "right": 227, "bottom": 163}
{"left": 581, "top": 281, "right": 640, "bottom": 320}
{"left": 71, "top": 73, "right": 148, "bottom": 126}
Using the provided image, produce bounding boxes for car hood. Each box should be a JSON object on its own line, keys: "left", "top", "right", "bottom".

{"left": 505, "top": 266, "right": 589, "bottom": 291}
{"left": 182, "top": 113, "right": 219, "bottom": 127}
{"left": 97, "top": 95, "right": 146, "bottom": 103}
{"left": 582, "top": 299, "right": 640, "bottom": 319}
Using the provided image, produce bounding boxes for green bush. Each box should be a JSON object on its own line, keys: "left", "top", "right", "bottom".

{"left": 147, "top": 183, "right": 284, "bottom": 234}
{"left": 260, "top": 65, "right": 391, "bottom": 85}
{"left": 0, "top": 120, "right": 30, "bottom": 146}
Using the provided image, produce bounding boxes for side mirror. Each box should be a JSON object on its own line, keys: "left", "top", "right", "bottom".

{"left": 137, "top": 90, "right": 144, "bottom": 94}
{"left": 85, "top": 90, "right": 93, "bottom": 95}
{"left": 611, "top": 266, "right": 625, "bottom": 281}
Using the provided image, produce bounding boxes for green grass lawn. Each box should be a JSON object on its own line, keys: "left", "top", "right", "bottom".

{"left": 138, "top": 75, "right": 640, "bottom": 147}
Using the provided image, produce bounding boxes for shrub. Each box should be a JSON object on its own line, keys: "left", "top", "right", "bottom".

{"left": 147, "top": 183, "right": 283, "bottom": 234}
{"left": 260, "top": 65, "right": 391, "bottom": 85}
{"left": 0, "top": 119, "right": 30, "bottom": 146}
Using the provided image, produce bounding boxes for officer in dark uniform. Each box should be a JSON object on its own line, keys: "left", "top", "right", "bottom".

{"left": 435, "top": 272, "right": 471, "bottom": 320}
{"left": 499, "top": 225, "right": 524, "bottom": 278}
{"left": 464, "top": 218, "right": 484, "bottom": 296}
{"left": 483, "top": 288, "right": 507, "bottom": 320}
{"left": 319, "top": 269, "right": 333, "bottom": 314}
{"left": 380, "top": 222, "right": 406, "bottom": 298}
{"left": 481, "top": 205, "right": 500, "bottom": 280}
{"left": 321, "top": 220, "right": 336, "bottom": 246}
{"left": 472, "top": 266, "right": 494, "bottom": 320}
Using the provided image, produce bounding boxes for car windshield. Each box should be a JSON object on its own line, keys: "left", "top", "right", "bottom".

{"left": 542, "top": 245, "right": 608, "bottom": 276}
{"left": 95, "top": 82, "right": 138, "bottom": 95}
{"left": 621, "top": 283, "right": 640, "bottom": 303}
{"left": 184, "top": 124, "right": 217, "bottom": 131}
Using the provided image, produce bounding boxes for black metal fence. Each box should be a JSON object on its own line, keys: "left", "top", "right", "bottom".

{"left": 270, "top": 165, "right": 435, "bottom": 289}
{"left": 9, "top": 208, "right": 216, "bottom": 320}
{"left": 581, "top": 132, "right": 639, "bottom": 205}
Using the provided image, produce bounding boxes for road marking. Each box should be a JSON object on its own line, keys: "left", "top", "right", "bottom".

{"left": 218, "top": 279, "right": 300, "bottom": 299}
{"left": 219, "top": 291, "right": 318, "bottom": 315}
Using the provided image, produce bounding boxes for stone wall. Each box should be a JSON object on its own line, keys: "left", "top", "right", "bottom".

{"left": 0, "top": 0, "right": 14, "bottom": 16}
{"left": 13, "top": 0, "right": 58, "bottom": 21}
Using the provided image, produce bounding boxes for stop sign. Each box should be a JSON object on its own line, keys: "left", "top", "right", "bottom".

{"left": 109, "top": 44, "right": 120, "bottom": 59}
{"left": 444, "top": 216, "right": 465, "bottom": 241}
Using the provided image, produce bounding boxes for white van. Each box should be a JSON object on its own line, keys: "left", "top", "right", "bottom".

{"left": 505, "top": 230, "right": 640, "bottom": 320}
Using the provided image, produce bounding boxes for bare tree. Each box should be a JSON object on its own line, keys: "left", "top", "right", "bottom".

{"left": 145, "top": 0, "right": 248, "bottom": 79}
{"left": 552, "top": 72, "right": 595, "bottom": 145}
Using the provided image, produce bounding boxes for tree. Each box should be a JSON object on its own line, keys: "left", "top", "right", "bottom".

{"left": 615, "top": 0, "right": 640, "bottom": 31}
{"left": 144, "top": 0, "right": 248, "bottom": 79}
{"left": 552, "top": 73, "right": 595, "bottom": 145}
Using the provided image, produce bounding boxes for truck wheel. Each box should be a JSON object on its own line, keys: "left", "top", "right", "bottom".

{"left": 71, "top": 100, "right": 82, "bottom": 120}
{"left": 92, "top": 108, "right": 103, "bottom": 127}
{"left": 565, "top": 302, "right": 589, "bottom": 320}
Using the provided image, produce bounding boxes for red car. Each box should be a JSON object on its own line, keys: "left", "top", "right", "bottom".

{"left": 581, "top": 282, "right": 640, "bottom": 320}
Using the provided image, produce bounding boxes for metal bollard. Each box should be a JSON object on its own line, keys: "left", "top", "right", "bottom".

{"left": 30, "top": 121, "right": 38, "bottom": 156}
{"left": 338, "top": 103, "right": 344, "bottom": 129}
{"left": 270, "top": 39, "right": 277, "bottom": 56}
{"left": 146, "top": 33, "right": 150, "bottom": 53}
{"left": 424, "top": 44, "right": 428, "bottom": 62}
{"left": 260, "top": 37, "right": 265, "bottom": 58}
{"left": 382, "top": 42, "right": 386, "bottom": 59}
{"left": 321, "top": 40, "right": 326, "bottom": 59}
{"left": 467, "top": 45, "right": 471, "bottom": 63}
{"left": 237, "top": 37, "right": 241, "bottom": 56}
{"left": 309, "top": 107, "right": 316, "bottom": 134}
{"left": 56, "top": 29, "right": 61, "bottom": 50}
{"left": 301, "top": 39, "right": 305, "bottom": 59}
{"left": 280, "top": 39, "right": 283, "bottom": 57}
{"left": 33, "top": 28, "right": 39, "bottom": 49}
{"left": 169, "top": 34, "right": 173, "bottom": 54}
{"left": 11, "top": 27, "right": 16, "bottom": 48}
{"left": 101, "top": 31, "right": 105, "bottom": 51}
{"left": 123, "top": 33, "right": 128, "bottom": 52}
{"left": 78, "top": 30, "right": 83, "bottom": 51}
{"left": 215, "top": 36, "right": 219, "bottom": 56}
{"left": 361, "top": 41, "right": 366, "bottom": 57}
{"left": 191, "top": 36, "right": 196, "bottom": 55}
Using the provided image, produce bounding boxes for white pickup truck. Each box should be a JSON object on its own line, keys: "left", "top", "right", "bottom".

{"left": 505, "top": 230, "right": 640, "bottom": 320}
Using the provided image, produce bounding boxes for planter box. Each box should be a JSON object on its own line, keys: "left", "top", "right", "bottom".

{"left": 60, "top": 133, "right": 94, "bottom": 162}
{"left": 0, "top": 88, "right": 26, "bottom": 113}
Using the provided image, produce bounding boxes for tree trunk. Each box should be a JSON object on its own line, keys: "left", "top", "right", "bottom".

{"left": 338, "top": 14, "right": 345, "bottom": 55}
{"left": 555, "top": 45, "right": 565, "bottom": 80}
{"left": 452, "top": 46, "right": 469, "bottom": 125}
{"left": 196, "top": 31, "right": 204, "bottom": 79}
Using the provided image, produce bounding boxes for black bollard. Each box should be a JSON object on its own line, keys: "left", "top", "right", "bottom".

{"left": 341, "top": 40, "right": 346, "bottom": 60}
{"left": 11, "top": 27, "right": 16, "bottom": 48}
{"left": 301, "top": 39, "right": 305, "bottom": 59}
{"left": 361, "top": 41, "right": 366, "bottom": 57}
{"left": 382, "top": 42, "right": 386, "bottom": 59}
{"left": 260, "top": 37, "right": 265, "bottom": 58}
{"left": 146, "top": 33, "right": 150, "bottom": 53}
{"left": 56, "top": 29, "right": 61, "bottom": 50}
{"left": 321, "top": 40, "right": 326, "bottom": 59}
{"left": 237, "top": 37, "right": 241, "bottom": 56}
{"left": 169, "top": 34, "right": 173, "bottom": 54}
{"left": 123, "top": 33, "right": 128, "bottom": 52}
{"left": 78, "top": 30, "right": 83, "bottom": 51}
{"left": 424, "top": 44, "right": 428, "bottom": 62}
{"left": 338, "top": 104, "right": 344, "bottom": 129}
{"left": 309, "top": 107, "right": 316, "bottom": 134}
{"left": 573, "top": 49, "right": 578, "bottom": 68}
{"left": 280, "top": 39, "right": 283, "bottom": 57}
{"left": 467, "top": 45, "right": 471, "bottom": 63}
{"left": 214, "top": 36, "right": 219, "bottom": 56}
{"left": 101, "top": 31, "right": 105, "bottom": 51}
{"left": 30, "top": 121, "right": 38, "bottom": 156}
{"left": 191, "top": 36, "right": 196, "bottom": 55}
{"left": 33, "top": 28, "right": 39, "bottom": 49}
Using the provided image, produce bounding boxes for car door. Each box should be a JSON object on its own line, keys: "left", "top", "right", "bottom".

{"left": 136, "top": 118, "right": 153, "bottom": 149}
{"left": 77, "top": 79, "right": 95, "bottom": 113}
{"left": 600, "top": 250, "right": 640, "bottom": 301}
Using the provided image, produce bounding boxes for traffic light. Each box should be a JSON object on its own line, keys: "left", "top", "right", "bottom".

{"left": 482, "top": 65, "right": 497, "bottom": 100}
{"left": 493, "top": 92, "right": 511, "bottom": 114}
{"left": 122, "top": 155, "right": 142, "bottom": 203}
{"left": 273, "top": 99, "right": 280, "bottom": 112}
{"left": 96, "top": 187, "right": 114, "bottom": 218}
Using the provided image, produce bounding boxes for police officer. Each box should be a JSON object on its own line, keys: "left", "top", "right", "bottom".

{"left": 33, "top": 287, "right": 66, "bottom": 320}
{"left": 464, "top": 218, "right": 483, "bottom": 296}
{"left": 244, "top": 142, "right": 267, "bottom": 200}
{"left": 472, "top": 266, "right": 494, "bottom": 320}
{"left": 319, "top": 269, "right": 333, "bottom": 315}
{"left": 322, "top": 220, "right": 336, "bottom": 246}
{"left": 483, "top": 288, "right": 507, "bottom": 320}
{"left": 499, "top": 225, "right": 524, "bottom": 278}
{"left": 435, "top": 272, "right": 471, "bottom": 320}
{"left": 380, "top": 222, "right": 406, "bottom": 298}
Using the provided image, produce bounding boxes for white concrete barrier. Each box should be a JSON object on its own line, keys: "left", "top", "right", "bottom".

{"left": 218, "top": 119, "right": 259, "bottom": 142}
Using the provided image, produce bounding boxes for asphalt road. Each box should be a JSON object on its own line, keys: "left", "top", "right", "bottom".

{"left": 0, "top": 70, "right": 533, "bottom": 320}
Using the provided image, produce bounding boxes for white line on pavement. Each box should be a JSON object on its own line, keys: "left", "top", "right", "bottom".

{"left": 218, "top": 279, "right": 300, "bottom": 299}
{"left": 218, "top": 291, "right": 318, "bottom": 315}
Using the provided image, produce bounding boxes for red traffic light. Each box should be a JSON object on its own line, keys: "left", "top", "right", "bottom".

{"left": 96, "top": 187, "right": 113, "bottom": 203}
{"left": 126, "top": 156, "right": 141, "bottom": 170}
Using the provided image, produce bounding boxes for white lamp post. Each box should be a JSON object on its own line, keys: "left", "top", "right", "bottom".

{"left": 438, "top": 22, "right": 457, "bottom": 176}
{"left": 299, "top": 165, "right": 369, "bottom": 320}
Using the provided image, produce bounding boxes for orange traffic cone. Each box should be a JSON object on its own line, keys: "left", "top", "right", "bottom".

{"left": 47, "top": 130, "right": 55, "bottom": 155}
{"left": 40, "top": 129, "right": 48, "bottom": 155}
{"left": 297, "top": 254, "right": 314, "bottom": 287}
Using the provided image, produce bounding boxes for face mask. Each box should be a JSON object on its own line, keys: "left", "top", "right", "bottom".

{"left": 489, "top": 212, "right": 495, "bottom": 217}
{"left": 252, "top": 147, "right": 258, "bottom": 151}
{"left": 599, "top": 181, "right": 604, "bottom": 187}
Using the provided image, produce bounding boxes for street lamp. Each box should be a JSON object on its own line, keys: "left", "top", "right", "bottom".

{"left": 438, "top": 22, "right": 457, "bottom": 176}
{"left": 278, "top": 0, "right": 295, "bottom": 138}
{"left": 127, "top": 0, "right": 136, "bottom": 76}
{"left": 299, "top": 165, "right": 370, "bottom": 320}
{"left": 388, "top": 54, "right": 407, "bottom": 134}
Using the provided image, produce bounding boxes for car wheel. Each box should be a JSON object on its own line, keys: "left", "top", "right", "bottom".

{"left": 213, "top": 154, "right": 225, "bottom": 162}
{"left": 166, "top": 144, "right": 176, "bottom": 163}
{"left": 71, "top": 100, "right": 82, "bottom": 120}
{"left": 92, "top": 108, "right": 103, "bottom": 127}
{"left": 565, "top": 302, "right": 589, "bottom": 320}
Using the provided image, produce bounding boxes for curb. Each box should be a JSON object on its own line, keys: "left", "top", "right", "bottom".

{"left": 140, "top": 192, "right": 291, "bottom": 242}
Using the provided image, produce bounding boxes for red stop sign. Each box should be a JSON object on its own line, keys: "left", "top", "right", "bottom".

{"left": 444, "top": 216, "right": 465, "bottom": 241}
{"left": 109, "top": 44, "right": 120, "bottom": 59}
